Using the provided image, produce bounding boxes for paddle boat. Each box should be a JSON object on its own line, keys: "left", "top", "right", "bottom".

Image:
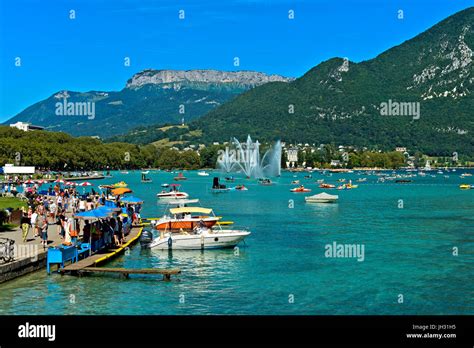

{"left": 305, "top": 192, "right": 338, "bottom": 203}
{"left": 113, "top": 181, "right": 128, "bottom": 188}
{"left": 337, "top": 183, "right": 358, "bottom": 190}
{"left": 291, "top": 185, "right": 311, "bottom": 193}
{"left": 258, "top": 178, "right": 273, "bottom": 186}
{"left": 174, "top": 172, "right": 187, "bottom": 181}
{"left": 459, "top": 184, "right": 471, "bottom": 190}
{"left": 395, "top": 179, "right": 412, "bottom": 183}
{"left": 319, "top": 183, "right": 335, "bottom": 189}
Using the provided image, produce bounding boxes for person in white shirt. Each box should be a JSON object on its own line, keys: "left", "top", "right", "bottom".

{"left": 79, "top": 199, "right": 86, "bottom": 212}
{"left": 30, "top": 210, "right": 39, "bottom": 237}
{"left": 49, "top": 201, "right": 57, "bottom": 222}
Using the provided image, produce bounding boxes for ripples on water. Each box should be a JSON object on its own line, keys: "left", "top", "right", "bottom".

{"left": 0, "top": 170, "right": 473, "bottom": 315}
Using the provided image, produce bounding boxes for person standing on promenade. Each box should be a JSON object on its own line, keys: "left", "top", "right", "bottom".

{"left": 30, "top": 208, "right": 39, "bottom": 238}
{"left": 38, "top": 212, "right": 48, "bottom": 248}
{"left": 20, "top": 209, "right": 30, "bottom": 242}
{"left": 79, "top": 198, "right": 86, "bottom": 212}
{"left": 49, "top": 200, "right": 57, "bottom": 223}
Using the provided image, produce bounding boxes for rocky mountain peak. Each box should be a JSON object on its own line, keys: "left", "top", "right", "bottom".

{"left": 126, "top": 69, "right": 294, "bottom": 89}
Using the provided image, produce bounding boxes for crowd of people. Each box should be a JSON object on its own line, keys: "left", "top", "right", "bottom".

{"left": 17, "top": 183, "right": 140, "bottom": 250}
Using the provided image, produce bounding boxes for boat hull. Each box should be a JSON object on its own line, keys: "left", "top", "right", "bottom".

{"left": 148, "top": 230, "right": 250, "bottom": 250}
{"left": 157, "top": 192, "right": 189, "bottom": 199}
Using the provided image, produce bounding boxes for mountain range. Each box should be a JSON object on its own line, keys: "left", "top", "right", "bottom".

{"left": 5, "top": 70, "right": 292, "bottom": 138}
{"left": 5, "top": 7, "right": 474, "bottom": 156}
{"left": 187, "top": 7, "right": 473, "bottom": 156}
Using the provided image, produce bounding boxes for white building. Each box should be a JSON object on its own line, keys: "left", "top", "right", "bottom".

{"left": 10, "top": 121, "right": 44, "bottom": 132}
{"left": 2, "top": 164, "right": 35, "bottom": 174}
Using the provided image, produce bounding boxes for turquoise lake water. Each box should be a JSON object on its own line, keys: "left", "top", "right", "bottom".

{"left": 0, "top": 170, "right": 473, "bottom": 315}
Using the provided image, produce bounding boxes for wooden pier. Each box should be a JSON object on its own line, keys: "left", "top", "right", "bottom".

{"left": 75, "top": 267, "right": 181, "bottom": 281}
{"left": 59, "top": 226, "right": 181, "bottom": 281}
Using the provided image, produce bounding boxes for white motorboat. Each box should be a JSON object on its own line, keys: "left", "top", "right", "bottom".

{"left": 305, "top": 192, "right": 339, "bottom": 203}
{"left": 143, "top": 228, "right": 250, "bottom": 250}
{"left": 197, "top": 171, "right": 210, "bottom": 176}
{"left": 157, "top": 184, "right": 189, "bottom": 199}
{"left": 157, "top": 191, "right": 189, "bottom": 200}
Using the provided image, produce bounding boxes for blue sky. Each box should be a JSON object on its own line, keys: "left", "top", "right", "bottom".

{"left": 0, "top": 0, "right": 472, "bottom": 121}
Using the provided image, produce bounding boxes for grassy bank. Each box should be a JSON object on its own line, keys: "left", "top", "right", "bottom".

{"left": 0, "top": 197, "right": 28, "bottom": 210}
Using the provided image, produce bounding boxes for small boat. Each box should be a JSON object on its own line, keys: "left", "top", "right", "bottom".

{"left": 142, "top": 227, "right": 250, "bottom": 250}
{"left": 174, "top": 172, "right": 187, "bottom": 181}
{"left": 157, "top": 184, "right": 189, "bottom": 199}
{"left": 141, "top": 206, "right": 250, "bottom": 250}
{"left": 337, "top": 183, "right": 358, "bottom": 190}
{"left": 291, "top": 180, "right": 300, "bottom": 185}
{"left": 460, "top": 173, "right": 473, "bottom": 177}
{"left": 197, "top": 171, "right": 210, "bottom": 176}
{"left": 120, "top": 171, "right": 129, "bottom": 174}
{"left": 224, "top": 177, "right": 235, "bottom": 182}
{"left": 113, "top": 181, "right": 128, "bottom": 188}
{"left": 459, "top": 184, "right": 471, "bottom": 190}
{"left": 211, "top": 177, "right": 230, "bottom": 193}
{"left": 319, "top": 183, "right": 335, "bottom": 189}
{"left": 258, "top": 178, "right": 273, "bottom": 186}
{"left": 316, "top": 179, "right": 324, "bottom": 184}
{"left": 337, "top": 178, "right": 346, "bottom": 183}
{"left": 157, "top": 191, "right": 190, "bottom": 199}
{"left": 141, "top": 171, "right": 152, "bottom": 183}
{"left": 161, "top": 183, "right": 169, "bottom": 188}
{"left": 233, "top": 185, "right": 248, "bottom": 191}
{"left": 395, "top": 179, "right": 412, "bottom": 183}
{"left": 305, "top": 192, "right": 338, "bottom": 203}
{"left": 356, "top": 178, "right": 367, "bottom": 182}
{"left": 304, "top": 174, "right": 312, "bottom": 179}
{"left": 291, "top": 186, "right": 311, "bottom": 193}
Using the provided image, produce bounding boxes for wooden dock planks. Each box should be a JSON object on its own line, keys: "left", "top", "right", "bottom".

{"left": 60, "top": 226, "right": 142, "bottom": 272}
{"left": 59, "top": 226, "right": 181, "bottom": 281}
{"left": 76, "top": 267, "right": 181, "bottom": 280}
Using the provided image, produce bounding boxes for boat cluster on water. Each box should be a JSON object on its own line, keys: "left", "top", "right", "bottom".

{"left": 140, "top": 173, "right": 251, "bottom": 250}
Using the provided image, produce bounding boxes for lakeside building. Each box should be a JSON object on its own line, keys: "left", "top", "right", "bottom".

{"left": 9, "top": 121, "right": 44, "bottom": 132}
{"left": 2, "top": 164, "right": 35, "bottom": 174}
